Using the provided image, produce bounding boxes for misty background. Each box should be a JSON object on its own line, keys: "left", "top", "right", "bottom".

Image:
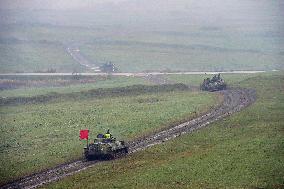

{"left": 0, "top": 0, "right": 283, "bottom": 72}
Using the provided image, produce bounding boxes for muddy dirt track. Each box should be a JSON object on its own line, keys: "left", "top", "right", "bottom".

{"left": 1, "top": 87, "right": 256, "bottom": 189}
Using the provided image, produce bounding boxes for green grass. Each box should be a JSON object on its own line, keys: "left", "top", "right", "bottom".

{"left": 0, "top": 43, "right": 84, "bottom": 73}
{"left": 1, "top": 9, "right": 283, "bottom": 73}
{"left": 0, "top": 76, "right": 149, "bottom": 98}
{"left": 81, "top": 42, "right": 283, "bottom": 72}
{"left": 166, "top": 73, "right": 265, "bottom": 86}
{"left": 44, "top": 72, "right": 284, "bottom": 189}
{"left": 0, "top": 89, "right": 217, "bottom": 184}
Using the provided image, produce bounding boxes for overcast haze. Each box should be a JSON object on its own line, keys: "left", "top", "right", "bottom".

{"left": 0, "top": 0, "right": 283, "bottom": 72}
{"left": 1, "top": 0, "right": 283, "bottom": 30}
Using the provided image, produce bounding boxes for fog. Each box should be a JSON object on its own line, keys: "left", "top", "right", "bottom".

{"left": 0, "top": 0, "right": 283, "bottom": 72}
{"left": 1, "top": 0, "right": 283, "bottom": 31}
{"left": 0, "top": 0, "right": 124, "bottom": 10}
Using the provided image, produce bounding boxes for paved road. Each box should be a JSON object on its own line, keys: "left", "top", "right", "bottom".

{"left": 0, "top": 70, "right": 270, "bottom": 77}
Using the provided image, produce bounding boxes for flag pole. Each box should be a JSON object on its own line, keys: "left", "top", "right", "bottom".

{"left": 87, "top": 136, "right": 89, "bottom": 147}
{"left": 87, "top": 129, "right": 89, "bottom": 147}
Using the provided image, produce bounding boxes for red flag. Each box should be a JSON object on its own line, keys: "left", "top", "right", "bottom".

{"left": 80, "top": 130, "right": 89, "bottom": 140}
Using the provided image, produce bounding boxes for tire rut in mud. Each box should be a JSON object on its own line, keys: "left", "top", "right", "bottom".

{"left": 1, "top": 88, "right": 256, "bottom": 189}
{"left": 128, "top": 88, "right": 256, "bottom": 153}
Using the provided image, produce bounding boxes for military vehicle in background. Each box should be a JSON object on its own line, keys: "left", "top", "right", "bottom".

{"left": 99, "top": 62, "right": 118, "bottom": 73}
{"left": 200, "top": 74, "right": 227, "bottom": 92}
{"left": 84, "top": 133, "right": 128, "bottom": 160}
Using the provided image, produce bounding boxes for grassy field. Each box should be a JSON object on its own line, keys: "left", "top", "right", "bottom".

{"left": 44, "top": 72, "right": 284, "bottom": 188}
{"left": 0, "top": 76, "right": 149, "bottom": 97}
{"left": 0, "top": 21, "right": 107, "bottom": 73}
{"left": 1, "top": 8, "right": 283, "bottom": 73}
{"left": 166, "top": 73, "right": 265, "bottom": 86}
{"left": 81, "top": 40, "right": 283, "bottom": 72}
{"left": 0, "top": 43, "right": 84, "bottom": 73}
{"left": 0, "top": 86, "right": 217, "bottom": 184}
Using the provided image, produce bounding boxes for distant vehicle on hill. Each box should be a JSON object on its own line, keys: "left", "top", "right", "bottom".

{"left": 99, "top": 62, "right": 118, "bottom": 73}
{"left": 200, "top": 74, "right": 227, "bottom": 92}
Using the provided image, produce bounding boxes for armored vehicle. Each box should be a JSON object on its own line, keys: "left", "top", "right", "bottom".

{"left": 84, "top": 134, "right": 128, "bottom": 160}
{"left": 200, "top": 74, "right": 227, "bottom": 92}
{"left": 99, "top": 62, "right": 118, "bottom": 73}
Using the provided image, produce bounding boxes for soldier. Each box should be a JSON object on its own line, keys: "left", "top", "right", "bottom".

{"left": 105, "top": 129, "right": 112, "bottom": 139}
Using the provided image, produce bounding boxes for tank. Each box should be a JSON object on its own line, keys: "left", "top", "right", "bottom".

{"left": 84, "top": 135, "right": 128, "bottom": 160}
{"left": 200, "top": 74, "right": 227, "bottom": 92}
{"left": 99, "top": 62, "right": 118, "bottom": 73}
